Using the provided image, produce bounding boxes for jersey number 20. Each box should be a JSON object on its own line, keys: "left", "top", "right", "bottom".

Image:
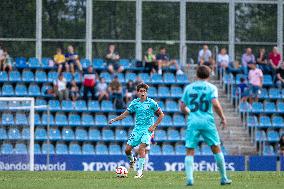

{"left": 189, "top": 93, "right": 209, "bottom": 112}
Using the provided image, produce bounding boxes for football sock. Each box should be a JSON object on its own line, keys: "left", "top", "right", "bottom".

{"left": 214, "top": 152, "right": 228, "bottom": 180}
{"left": 144, "top": 154, "right": 149, "bottom": 171}
{"left": 138, "top": 158, "right": 145, "bottom": 171}
{"left": 185, "top": 156, "right": 194, "bottom": 182}
{"left": 127, "top": 154, "right": 134, "bottom": 162}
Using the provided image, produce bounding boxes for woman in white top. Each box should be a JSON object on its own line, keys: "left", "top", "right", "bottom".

{"left": 53, "top": 73, "right": 69, "bottom": 101}
{"left": 97, "top": 77, "right": 109, "bottom": 102}
{"left": 217, "top": 48, "right": 229, "bottom": 69}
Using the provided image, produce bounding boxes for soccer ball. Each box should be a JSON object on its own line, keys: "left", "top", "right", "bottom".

{"left": 115, "top": 166, "right": 128, "bottom": 178}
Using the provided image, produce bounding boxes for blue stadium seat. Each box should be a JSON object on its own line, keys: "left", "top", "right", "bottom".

{"left": 119, "top": 59, "right": 129, "bottom": 69}
{"left": 1, "top": 143, "right": 13, "bottom": 154}
{"left": 157, "top": 101, "right": 165, "bottom": 110}
{"left": 158, "top": 86, "right": 170, "bottom": 98}
{"left": 2, "top": 113, "right": 14, "bottom": 125}
{"left": 138, "top": 73, "right": 150, "bottom": 83}
{"left": 89, "top": 129, "right": 101, "bottom": 141}
{"left": 0, "top": 101, "right": 8, "bottom": 111}
{"left": 162, "top": 144, "right": 175, "bottom": 155}
{"left": 8, "top": 100, "right": 20, "bottom": 108}
{"left": 49, "top": 127, "right": 61, "bottom": 140}
{"left": 166, "top": 100, "right": 179, "bottom": 112}
{"left": 160, "top": 115, "right": 173, "bottom": 127}
{"left": 173, "top": 114, "right": 185, "bottom": 126}
{"left": 100, "top": 72, "right": 111, "bottom": 83}
{"left": 75, "top": 100, "right": 87, "bottom": 111}
{"left": 176, "top": 74, "right": 189, "bottom": 84}
{"left": 75, "top": 128, "right": 88, "bottom": 141}
{"left": 29, "top": 57, "right": 41, "bottom": 69}
{"left": 125, "top": 73, "right": 136, "bottom": 82}
{"left": 0, "top": 127, "right": 7, "bottom": 139}
{"left": 239, "top": 102, "right": 251, "bottom": 113}
{"left": 251, "top": 102, "right": 263, "bottom": 113}
{"left": 62, "top": 127, "right": 75, "bottom": 141}
{"left": 263, "top": 145, "right": 275, "bottom": 156}
{"left": 116, "top": 73, "right": 125, "bottom": 83}
{"left": 264, "top": 101, "right": 276, "bottom": 113}
{"left": 101, "top": 100, "right": 113, "bottom": 111}
{"left": 49, "top": 100, "right": 61, "bottom": 111}
{"left": 22, "top": 70, "right": 34, "bottom": 82}
{"left": 63, "top": 72, "right": 72, "bottom": 82}
{"left": 115, "top": 129, "right": 128, "bottom": 141}
{"left": 69, "top": 143, "right": 82, "bottom": 154}
{"left": 201, "top": 145, "right": 212, "bottom": 155}
{"left": 35, "top": 127, "right": 47, "bottom": 140}
{"left": 235, "top": 74, "right": 247, "bottom": 84}
{"left": 272, "top": 116, "right": 284, "bottom": 128}
{"left": 48, "top": 71, "right": 58, "bottom": 82}
{"left": 175, "top": 144, "right": 185, "bottom": 155}
{"left": 258, "top": 88, "right": 268, "bottom": 99}
{"left": 28, "top": 84, "right": 41, "bottom": 96}
{"left": 255, "top": 130, "right": 267, "bottom": 142}
{"left": 15, "top": 143, "right": 27, "bottom": 154}
{"left": 81, "top": 58, "right": 91, "bottom": 69}
{"left": 2, "top": 84, "right": 14, "bottom": 96}
{"left": 222, "top": 74, "right": 234, "bottom": 85}
{"left": 269, "top": 88, "right": 281, "bottom": 99}
{"left": 277, "top": 101, "right": 284, "bottom": 113}
{"left": 267, "top": 130, "right": 279, "bottom": 142}
{"left": 150, "top": 145, "right": 161, "bottom": 155}
{"left": 170, "top": 86, "right": 183, "bottom": 98}
{"left": 42, "top": 143, "right": 55, "bottom": 154}
{"left": 147, "top": 87, "right": 157, "bottom": 98}
{"left": 167, "top": 129, "right": 180, "bottom": 141}
{"left": 258, "top": 116, "right": 272, "bottom": 128}
{"left": 73, "top": 72, "right": 81, "bottom": 83}
{"left": 151, "top": 74, "right": 163, "bottom": 84}
{"left": 68, "top": 114, "right": 81, "bottom": 126}
{"left": 15, "top": 113, "right": 28, "bottom": 126}
{"left": 121, "top": 116, "right": 134, "bottom": 127}
{"left": 41, "top": 58, "right": 51, "bottom": 69}
{"left": 56, "top": 143, "right": 68, "bottom": 154}
{"left": 35, "top": 99, "right": 47, "bottom": 111}
{"left": 263, "top": 75, "right": 273, "bottom": 86}
{"left": 7, "top": 127, "right": 21, "bottom": 139}
{"left": 62, "top": 100, "right": 74, "bottom": 111}
{"left": 93, "top": 58, "right": 105, "bottom": 70}
{"left": 88, "top": 100, "right": 100, "bottom": 112}
{"left": 82, "top": 143, "right": 95, "bottom": 154}
{"left": 164, "top": 73, "right": 176, "bottom": 84}
{"left": 109, "top": 143, "right": 122, "bottom": 155}
{"left": 42, "top": 113, "right": 55, "bottom": 125}
{"left": 108, "top": 114, "right": 120, "bottom": 126}
{"left": 247, "top": 116, "right": 258, "bottom": 128}
{"left": 15, "top": 57, "right": 27, "bottom": 68}
{"left": 35, "top": 71, "right": 47, "bottom": 83}
{"left": 95, "top": 115, "right": 107, "bottom": 126}
{"left": 81, "top": 114, "right": 94, "bottom": 127}
{"left": 155, "top": 130, "right": 167, "bottom": 141}
{"left": 34, "top": 143, "right": 41, "bottom": 154}
{"left": 41, "top": 84, "right": 53, "bottom": 96}
{"left": 55, "top": 113, "right": 68, "bottom": 126}
{"left": 96, "top": 143, "right": 108, "bottom": 154}
{"left": 15, "top": 84, "right": 28, "bottom": 96}
{"left": 0, "top": 71, "right": 8, "bottom": 82}
{"left": 102, "top": 129, "right": 114, "bottom": 141}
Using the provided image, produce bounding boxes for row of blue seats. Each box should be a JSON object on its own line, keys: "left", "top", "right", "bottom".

{"left": 0, "top": 84, "right": 184, "bottom": 99}
{"left": 0, "top": 127, "right": 187, "bottom": 142}
{"left": 255, "top": 130, "right": 282, "bottom": 142}
{"left": 240, "top": 101, "right": 284, "bottom": 114}
{"left": 261, "top": 144, "right": 280, "bottom": 156}
{"left": 0, "top": 71, "right": 189, "bottom": 85}
{"left": 223, "top": 74, "right": 274, "bottom": 86}
{"left": 234, "top": 87, "right": 284, "bottom": 100}
{"left": 0, "top": 142, "right": 225, "bottom": 156}
{"left": 247, "top": 115, "right": 284, "bottom": 128}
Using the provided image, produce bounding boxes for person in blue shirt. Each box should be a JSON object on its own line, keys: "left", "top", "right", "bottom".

{"left": 65, "top": 45, "right": 82, "bottom": 74}
{"left": 180, "top": 65, "right": 232, "bottom": 186}
{"left": 109, "top": 83, "right": 164, "bottom": 178}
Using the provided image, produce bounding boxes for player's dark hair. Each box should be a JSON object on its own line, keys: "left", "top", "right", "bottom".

{"left": 196, "top": 65, "right": 210, "bottom": 79}
{"left": 136, "top": 83, "right": 149, "bottom": 92}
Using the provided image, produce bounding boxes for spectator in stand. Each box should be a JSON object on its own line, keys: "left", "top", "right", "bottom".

{"left": 105, "top": 44, "right": 123, "bottom": 74}
{"left": 276, "top": 62, "right": 284, "bottom": 88}
{"left": 279, "top": 134, "right": 284, "bottom": 156}
{"left": 83, "top": 66, "right": 96, "bottom": 101}
{"left": 248, "top": 61, "right": 263, "bottom": 103}
{"left": 65, "top": 45, "right": 83, "bottom": 74}
{"left": 96, "top": 77, "right": 109, "bottom": 102}
{"left": 217, "top": 48, "right": 229, "bottom": 71}
{"left": 269, "top": 47, "right": 281, "bottom": 73}
{"left": 54, "top": 48, "right": 66, "bottom": 74}
{"left": 237, "top": 78, "right": 249, "bottom": 102}
{"left": 70, "top": 80, "right": 79, "bottom": 102}
{"left": 108, "top": 75, "right": 123, "bottom": 102}
{"left": 242, "top": 48, "right": 255, "bottom": 75}
{"left": 156, "top": 47, "right": 183, "bottom": 75}
{"left": 144, "top": 47, "right": 157, "bottom": 74}
{"left": 53, "top": 73, "right": 69, "bottom": 101}
{"left": 228, "top": 60, "right": 242, "bottom": 75}
{"left": 198, "top": 45, "right": 212, "bottom": 64}
{"left": 2, "top": 48, "right": 12, "bottom": 72}
{"left": 125, "top": 80, "right": 136, "bottom": 104}
{"left": 256, "top": 48, "right": 271, "bottom": 75}
{"left": 0, "top": 44, "right": 4, "bottom": 69}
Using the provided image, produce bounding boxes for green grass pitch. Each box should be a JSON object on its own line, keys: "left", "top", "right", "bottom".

{"left": 0, "top": 171, "right": 283, "bottom": 189}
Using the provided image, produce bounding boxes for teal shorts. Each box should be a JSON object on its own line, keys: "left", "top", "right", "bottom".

{"left": 185, "top": 118, "right": 220, "bottom": 149}
{"left": 127, "top": 130, "right": 152, "bottom": 147}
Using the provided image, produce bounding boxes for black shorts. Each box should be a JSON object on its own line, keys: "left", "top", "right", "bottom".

{"left": 145, "top": 62, "right": 158, "bottom": 71}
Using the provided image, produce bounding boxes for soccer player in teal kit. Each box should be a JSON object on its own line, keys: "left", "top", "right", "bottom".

{"left": 180, "top": 65, "right": 232, "bottom": 186}
{"left": 109, "top": 83, "right": 164, "bottom": 178}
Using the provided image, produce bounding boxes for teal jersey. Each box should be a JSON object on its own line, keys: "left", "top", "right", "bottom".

{"left": 181, "top": 80, "right": 218, "bottom": 123}
{"left": 127, "top": 97, "right": 160, "bottom": 132}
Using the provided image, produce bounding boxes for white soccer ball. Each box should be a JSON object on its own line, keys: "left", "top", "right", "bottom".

{"left": 115, "top": 166, "right": 128, "bottom": 178}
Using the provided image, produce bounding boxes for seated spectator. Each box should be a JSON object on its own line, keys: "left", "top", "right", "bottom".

{"left": 2, "top": 48, "right": 12, "bottom": 72}
{"left": 227, "top": 60, "right": 242, "bottom": 75}
{"left": 276, "top": 62, "right": 284, "bottom": 88}
{"left": 54, "top": 48, "right": 66, "bottom": 74}
{"left": 125, "top": 80, "right": 136, "bottom": 104}
{"left": 279, "top": 134, "right": 284, "bottom": 156}
{"left": 53, "top": 73, "right": 69, "bottom": 101}
{"left": 96, "top": 77, "right": 109, "bottom": 102}
{"left": 248, "top": 61, "right": 263, "bottom": 103}
{"left": 105, "top": 44, "right": 123, "bottom": 74}
{"left": 108, "top": 75, "right": 123, "bottom": 102}
{"left": 242, "top": 48, "right": 255, "bottom": 75}
{"left": 83, "top": 66, "right": 96, "bottom": 101}
{"left": 144, "top": 47, "right": 157, "bottom": 74}
{"left": 217, "top": 48, "right": 229, "bottom": 70}
{"left": 65, "top": 45, "right": 83, "bottom": 74}
{"left": 70, "top": 80, "right": 79, "bottom": 102}
{"left": 256, "top": 48, "right": 271, "bottom": 75}
{"left": 198, "top": 45, "right": 216, "bottom": 75}
{"left": 269, "top": 47, "right": 281, "bottom": 73}
{"left": 156, "top": 47, "right": 183, "bottom": 75}
{"left": 237, "top": 78, "right": 249, "bottom": 102}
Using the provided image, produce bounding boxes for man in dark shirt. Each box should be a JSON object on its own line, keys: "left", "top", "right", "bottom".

{"left": 256, "top": 48, "right": 271, "bottom": 75}
{"left": 105, "top": 44, "right": 123, "bottom": 74}
{"left": 276, "top": 62, "right": 284, "bottom": 88}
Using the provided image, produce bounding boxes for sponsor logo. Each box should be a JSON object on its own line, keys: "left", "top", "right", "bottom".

{"left": 0, "top": 162, "right": 66, "bottom": 171}
{"left": 164, "top": 161, "right": 235, "bottom": 171}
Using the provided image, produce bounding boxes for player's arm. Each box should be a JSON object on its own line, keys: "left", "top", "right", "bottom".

{"left": 108, "top": 110, "right": 129, "bottom": 124}
{"left": 212, "top": 98, "right": 227, "bottom": 129}
{"left": 180, "top": 101, "right": 190, "bottom": 115}
{"left": 148, "top": 108, "right": 164, "bottom": 132}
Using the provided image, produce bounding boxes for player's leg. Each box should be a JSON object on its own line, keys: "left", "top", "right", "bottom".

{"left": 125, "top": 144, "right": 136, "bottom": 168}
{"left": 144, "top": 147, "right": 150, "bottom": 171}
{"left": 126, "top": 132, "right": 141, "bottom": 168}
{"left": 134, "top": 143, "right": 146, "bottom": 178}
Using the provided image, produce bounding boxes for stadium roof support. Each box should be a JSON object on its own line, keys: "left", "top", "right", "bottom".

{"left": 36, "top": 0, "right": 42, "bottom": 62}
